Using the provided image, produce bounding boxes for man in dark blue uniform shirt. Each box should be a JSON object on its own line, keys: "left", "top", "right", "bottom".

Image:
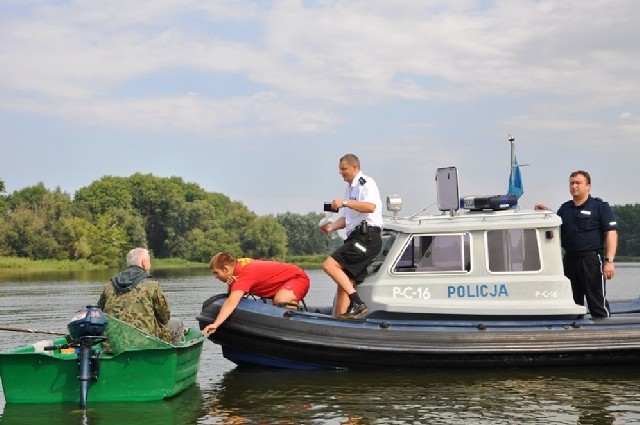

{"left": 536, "top": 170, "right": 618, "bottom": 318}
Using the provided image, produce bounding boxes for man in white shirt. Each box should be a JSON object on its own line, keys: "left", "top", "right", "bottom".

{"left": 322, "top": 153, "right": 383, "bottom": 319}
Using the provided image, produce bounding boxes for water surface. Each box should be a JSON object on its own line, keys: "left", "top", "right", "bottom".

{"left": 1, "top": 266, "right": 640, "bottom": 424}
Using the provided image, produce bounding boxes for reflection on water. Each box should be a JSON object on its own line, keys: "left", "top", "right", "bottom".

{"left": 3, "top": 267, "right": 640, "bottom": 424}
{"left": 0, "top": 269, "right": 116, "bottom": 284}
{"left": 206, "top": 367, "right": 640, "bottom": 424}
{"left": 0, "top": 385, "right": 205, "bottom": 425}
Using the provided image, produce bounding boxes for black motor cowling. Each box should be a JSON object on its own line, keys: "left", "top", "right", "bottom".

{"left": 67, "top": 305, "right": 107, "bottom": 340}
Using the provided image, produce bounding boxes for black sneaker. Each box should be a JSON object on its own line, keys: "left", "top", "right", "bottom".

{"left": 339, "top": 302, "right": 368, "bottom": 319}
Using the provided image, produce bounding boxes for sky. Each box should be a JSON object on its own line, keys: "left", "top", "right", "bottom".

{"left": 1, "top": 0, "right": 639, "bottom": 217}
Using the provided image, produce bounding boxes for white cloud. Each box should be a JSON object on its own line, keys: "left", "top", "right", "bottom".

{"left": 1, "top": 0, "right": 639, "bottom": 213}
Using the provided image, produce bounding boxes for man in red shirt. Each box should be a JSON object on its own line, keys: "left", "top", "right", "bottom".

{"left": 201, "top": 252, "right": 310, "bottom": 335}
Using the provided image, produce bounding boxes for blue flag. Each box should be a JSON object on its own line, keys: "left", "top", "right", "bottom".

{"left": 508, "top": 157, "right": 524, "bottom": 198}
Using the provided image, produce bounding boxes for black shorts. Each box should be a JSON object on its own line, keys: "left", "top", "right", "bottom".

{"left": 331, "top": 229, "right": 382, "bottom": 283}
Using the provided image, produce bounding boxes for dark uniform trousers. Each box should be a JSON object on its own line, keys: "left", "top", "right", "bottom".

{"left": 563, "top": 251, "right": 610, "bottom": 318}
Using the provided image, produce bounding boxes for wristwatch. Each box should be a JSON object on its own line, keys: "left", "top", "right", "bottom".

{"left": 342, "top": 200, "right": 348, "bottom": 208}
{"left": 605, "top": 257, "right": 614, "bottom": 263}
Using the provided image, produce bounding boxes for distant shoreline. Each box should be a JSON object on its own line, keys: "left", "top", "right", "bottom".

{"left": 3, "top": 255, "right": 632, "bottom": 273}
{"left": 0, "top": 255, "right": 325, "bottom": 273}
{"left": 0, "top": 256, "right": 205, "bottom": 272}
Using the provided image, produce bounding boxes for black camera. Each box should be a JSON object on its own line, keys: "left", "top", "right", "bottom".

{"left": 324, "top": 202, "right": 338, "bottom": 213}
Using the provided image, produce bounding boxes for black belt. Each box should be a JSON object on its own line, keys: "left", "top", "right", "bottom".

{"left": 353, "top": 224, "right": 381, "bottom": 233}
{"left": 348, "top": 225, "right": 381, "bottom": 238}
{"left": 565, "top": 250, "right": 599, "bottom": 258}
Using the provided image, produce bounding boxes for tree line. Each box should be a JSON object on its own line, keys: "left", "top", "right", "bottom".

{"left": 0, "top": 174, "right": 341, "bottom": 268}
{"left": 1, "top": 175, "right": 639, "bottom": 267}
{"left": 611, "top": 204, "right": 640, "bottom": 259}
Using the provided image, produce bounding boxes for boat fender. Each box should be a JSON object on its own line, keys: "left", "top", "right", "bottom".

{"left": 571, "top": 322, "right": 581, "bottom": 328}
{"left": 476, "top": 323, "right": 487, "bottom": 331}
{"left": 379, "top": 322, "right": 390, "bottom": 329}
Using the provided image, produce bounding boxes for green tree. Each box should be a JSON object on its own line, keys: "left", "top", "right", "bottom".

{"left": 40, "top": 189, "right": 73, "bottom": 222}
{"left": 240, "top": 216, "right": 287, "bottom": 259}
{"left": 205, "top": 192, "right": 233, "bottom": 212}
{"left": 169, "top": 200, "right": 219, "bottom": 258}
{"left": 1, "top": 186, "right": 72, "bottom": 260}
{"left": 108, "top": 208, "right": 147, "bottom": 250}
{"left": 0, "top": 179, "right": 7, "bottom": 216}
{"left": 0, "top": 215, "right": 10, "bottom": 255}
{"left": 0, "top": 173, "right": 351, "bottom": 264}
{"left": 183, "top": 199, "right": 218, "bottom": 231}
{"left": 3, "top": 206, "right": 63, "bottom": 259}
{"left": 73, "top": 177, "right": 133, "bottom": 218}
{"left": 72, "top": 173, "right": 249, "bottom": 260}
{"left": 276, "top": 212, "right": 339, "bottom": 255}
{"left": 128, "top": 173, "right": 190, "bottom": 257}
{"left": 220, "top": 201, "right": 257, "bottom": 244}
{"left": 87, "top": 213, "right": 129, "bottom": 267}
{"left": 58, "top": 217, "right": 97, "bottom": 260}
{"left": 175, "top": 227, "right": 242, "bottom": 263}
{"left": 7, "top": 183, "right": 49, "bottom": 210}
{"left": 170, "top": 177, "right": 209, "bottom": 203}
{"left": 613, "top": 204, "right": 640, "bottom": 257}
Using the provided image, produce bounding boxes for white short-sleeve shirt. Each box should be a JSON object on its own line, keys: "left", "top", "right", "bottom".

{"left": 342, "top": 171, "right": 384, "bottom": 235}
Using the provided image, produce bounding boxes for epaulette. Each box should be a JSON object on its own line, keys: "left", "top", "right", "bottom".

{"left": 359, "top": 176, "right": 367, "bottom": 185}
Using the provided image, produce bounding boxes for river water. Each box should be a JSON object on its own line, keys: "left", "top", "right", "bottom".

{"left": 1, "top": 265, "right": 640, "bottom": 424}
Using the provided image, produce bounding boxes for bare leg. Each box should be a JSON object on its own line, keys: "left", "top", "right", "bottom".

{"left": 272, "top": 289, "right": 298, "bottom": 306}
{"left": 335, "top": 286, "right": 351, "bottom": 317}
{"left": 323, "top": 256, "right": 356, "bottom": 316}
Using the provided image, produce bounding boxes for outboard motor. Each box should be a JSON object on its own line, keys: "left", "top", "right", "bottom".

{"left": 47, "top": 306, "right": 108, "bottom": 408}
{"left": 67, "top": 305, "right": 107, "bottom": 340}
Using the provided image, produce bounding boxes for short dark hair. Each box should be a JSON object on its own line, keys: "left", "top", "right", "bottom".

{"left": 570, "top": 170, "right": 591, "bottom": 185}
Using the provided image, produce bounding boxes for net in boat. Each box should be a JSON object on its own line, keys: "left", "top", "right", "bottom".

{"left": 102, "top": 314, "right": 172, "bottom": 355}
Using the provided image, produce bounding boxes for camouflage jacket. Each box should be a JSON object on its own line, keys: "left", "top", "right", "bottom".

{"left": 97, "top": 266, "right": 172, "bottom": 343}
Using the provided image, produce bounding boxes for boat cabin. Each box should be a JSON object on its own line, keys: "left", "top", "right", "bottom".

{"left": 359, "top": 167, "right": 586, "bottom": 319}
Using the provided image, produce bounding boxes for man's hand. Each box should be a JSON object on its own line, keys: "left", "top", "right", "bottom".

{"left": 603, "top": 262, "right": 615, "bottom": 280}
{"left": 201, "top": 324, "right": 217, "bottom": 335}
{"left": 534, "top": 202, "right": 552, "bottom": 211}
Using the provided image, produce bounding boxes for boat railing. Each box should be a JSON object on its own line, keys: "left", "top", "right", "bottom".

{"left": 386, "top": 208, "right": 558, "bottom": 225}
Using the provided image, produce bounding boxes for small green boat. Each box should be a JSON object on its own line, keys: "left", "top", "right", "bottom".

{"left": 0, "top": 315, "right": 205, "bottom": 404}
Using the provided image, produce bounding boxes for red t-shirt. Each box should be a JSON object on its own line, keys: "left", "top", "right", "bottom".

{"left": 230, "top": 258, "right": 308, "bottom": 298}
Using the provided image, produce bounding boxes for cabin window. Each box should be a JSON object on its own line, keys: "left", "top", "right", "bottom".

{"left": 393, "top": 233, "right": 470, "bottom": 273}
{"left": 367, "top": 230, "right": 398, "bottom": 275}
{"left": 486, "top": 229, "right": 541, "bottom": 272}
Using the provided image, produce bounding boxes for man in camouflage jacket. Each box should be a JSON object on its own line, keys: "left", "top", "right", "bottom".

{"left": 97, "top": 247, "right": 182, "bottom": 344}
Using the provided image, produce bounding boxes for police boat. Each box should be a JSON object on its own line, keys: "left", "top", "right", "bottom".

{"left": 197, "top": 166, "right": 640, "bottom": 370}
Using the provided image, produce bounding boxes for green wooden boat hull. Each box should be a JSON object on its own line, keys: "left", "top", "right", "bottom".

{"left": 0, "top": 328, "right": 205, "bottom": 404}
